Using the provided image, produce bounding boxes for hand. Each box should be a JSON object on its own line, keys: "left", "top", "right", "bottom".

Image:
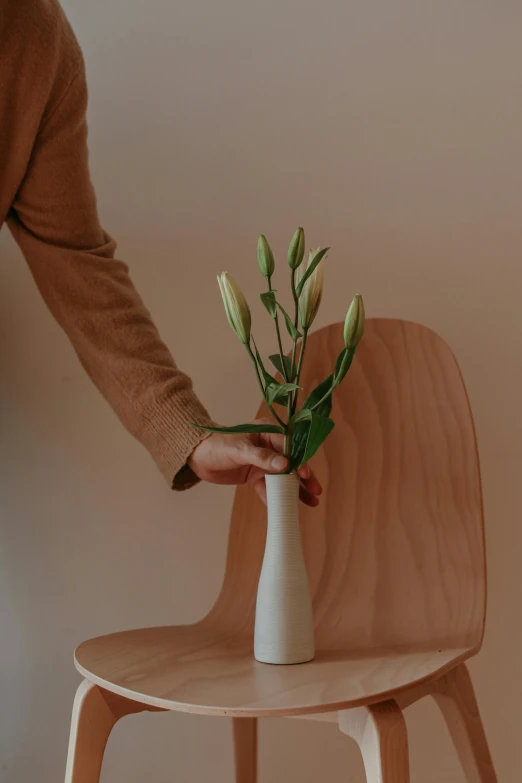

{"left": 188, "top": 418, "right": 322, "bottom": 506}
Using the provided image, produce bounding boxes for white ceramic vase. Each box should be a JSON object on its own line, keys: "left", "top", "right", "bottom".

{"left": 254, "top": 472, "right": 315, "bottom": 665}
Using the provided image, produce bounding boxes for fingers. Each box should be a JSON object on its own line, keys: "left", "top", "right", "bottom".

{"left": 297, "top": 464, "right": 322, "bottom": 506}
{"left": 253, "top": 479, "right": 267, "bottom": 505}
{"left": 237, "top": 443, "right": 288, "bottom": 473}
{"left": 257, "top": 427, "right": 285, "bottom": 455}
{"left": 243, "top": 421, "right": 323, "bottom": 505}
{"left": 299, "top": 484, "right": 320, "bottom": 507}
{"left": 296, "top": 464, "right": 322, "bottom": 499}
{"left": 297, "top": 464, "right": 310, "bottom": 480}
{"left": 299, "top": 472, "right": 322, "bottom": 497}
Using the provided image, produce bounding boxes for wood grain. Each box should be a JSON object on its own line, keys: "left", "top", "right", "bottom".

{"left": 339, "top": 700, "right": 410, "bottom": 782}
{"left": 75, "top": 627, "right": 473, "bottom": 717}
{"left": 64, "top": 680, "right": 163, "bottom": 783}
{"left": 210, "top": 318, "right": 486, "bottom": 650}
{"left": 233, "top": 718, "right": 257, "bottom": 783}
{"left": 431, "top": 664, "right": 497, "bottom": 782}
{"left": 296, "top": 663, "right": 497, "bottom": 781}
{"left": 75, "top": 319, "right": 487, "bottom": 717}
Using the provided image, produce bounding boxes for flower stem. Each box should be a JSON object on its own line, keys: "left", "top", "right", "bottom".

{"left": 283, "top": 430, "right": 291, "bottom": 461}
{"left": 289, "top": 269, "right": 299, "bottom": 368}
{"left": 268, "top": 276, "right": 288, "bottom": 383}
{"left": 287, "top": 268, "right": 300, "bottom": 418}
{"left": 292, "top": 328, "right": 308, "bottom": 416}
{"left": 282, "top": 269, "right": 301, "bottom": 464}
{"left": 246, "top": 343, "right": 286, "bottom": 429}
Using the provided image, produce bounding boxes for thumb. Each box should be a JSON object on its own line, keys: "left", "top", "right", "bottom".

{"left": 235, "top": 443, "right": 288, "bottom": 474}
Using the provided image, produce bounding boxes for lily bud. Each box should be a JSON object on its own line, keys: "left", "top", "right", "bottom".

{"left": 257, "top": 235, "right": 275, "bottom": 278}
{"left": 287, "top": 226, "right": 305, "bottom": 270}
{"left": 296, "top": 248, "right": 324, "bottom": 329}
{"left": 217, "top": 272, "right": 252, "bottom": 344}
{"left": 343, "top": 294, "right": 365, "bottom": 349}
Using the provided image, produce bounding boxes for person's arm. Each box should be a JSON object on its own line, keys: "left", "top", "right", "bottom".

{"left": 7, "top": 36, "right": 213, "bottom": 489}
{"left": 5, "top": 3, "right": 322, "bottom": 505}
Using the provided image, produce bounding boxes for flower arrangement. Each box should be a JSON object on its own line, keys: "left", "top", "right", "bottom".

{"left": 191, "top": 228, "right": 365, "bottom": 471}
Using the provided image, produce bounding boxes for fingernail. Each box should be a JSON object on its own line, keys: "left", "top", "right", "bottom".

{"left": 271, "top": 455, "right": 287, "bottom": 471}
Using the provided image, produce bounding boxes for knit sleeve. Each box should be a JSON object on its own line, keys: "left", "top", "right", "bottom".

{"left": 7, "top": 43, "right": 213, "bottom": 489}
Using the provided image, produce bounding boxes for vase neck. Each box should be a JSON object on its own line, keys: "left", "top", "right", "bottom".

{"left": 265, "top": 473, "right": 300, "bottom": 532}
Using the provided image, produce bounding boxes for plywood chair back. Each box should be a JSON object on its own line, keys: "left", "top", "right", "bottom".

{"left": 207, "top": 319, "right": 486, "bottom": 655}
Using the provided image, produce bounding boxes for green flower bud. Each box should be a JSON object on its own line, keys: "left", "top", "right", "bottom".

{"left": 287, "top": 226, "right": 305, "bottom": 270}
{"left": 343, "top": 294, "right": 365, "bottom": 349}
{"left": 257, "top": 235, "right": 275, "bottom": 278}
{"left": 296, "top": 248, "right": 324, "bottom": 328}
{"left": 217, "top": 272, "right": 252, "bottom": 344}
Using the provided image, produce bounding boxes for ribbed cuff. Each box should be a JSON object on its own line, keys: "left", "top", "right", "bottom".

{"left": 140, "top": 389, "right": 215, "bottom": 490}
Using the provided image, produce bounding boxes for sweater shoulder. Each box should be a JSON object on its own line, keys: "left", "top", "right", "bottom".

{"left": 1, "top": 0, "right": 84, "bottom": 85}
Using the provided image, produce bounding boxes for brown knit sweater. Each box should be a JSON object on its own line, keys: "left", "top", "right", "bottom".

{"left": 0, "top": 0, "right": 213, "bottom": 488}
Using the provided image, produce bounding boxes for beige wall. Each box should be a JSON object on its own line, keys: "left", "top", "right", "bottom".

{"left": 1, "top": 0, "right": 521, "bottom": 780}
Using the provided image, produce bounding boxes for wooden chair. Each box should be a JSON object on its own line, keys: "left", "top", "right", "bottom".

{"left": 66, "top": 319, "right": 497, "bottom": 782}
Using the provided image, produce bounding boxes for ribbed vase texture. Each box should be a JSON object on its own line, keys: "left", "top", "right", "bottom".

{"left": 254, "top": 473, "right": 315, "bottom": 664}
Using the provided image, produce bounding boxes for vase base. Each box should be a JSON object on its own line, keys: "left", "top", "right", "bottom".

{"left": 254, "top": 651, "right": 315, "bottom": 665}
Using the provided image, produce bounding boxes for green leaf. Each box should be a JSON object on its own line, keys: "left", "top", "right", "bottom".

{"left": 189, "top": 422, "right": 285, "bottom": 435}
{"left": 266, "top": 382, "right": 301, "bottom": 406}
{"left": 260, "top": 291, "right": 277, "bottom": 318}
{"left": 333, "top": 346, "right": 356, "bottom": 386}
{"left": 269, "top": 353, "right": 297, "bottom": 382}
{"left": 276, "top": 302, "right": 302, "bottom": 340}
{"left": 303, "top": 374, "right": 334, "bottom": 418}
{"left": 289, "top": 376, "right": 334, "bottom": 469}
{"left": 300, "top": 412, "right": 335, "bottom": 465}
{"left": 252, "top": 338, "right": 278, "bottom": 388}
{"left": 295, "top": 247, "right": 329, "bottom": 298}
{"left": 290, "top": 408, "right": 312, "bottom": 425}
{"left": 290, "top": 420, "right": 309, "bottom": 469}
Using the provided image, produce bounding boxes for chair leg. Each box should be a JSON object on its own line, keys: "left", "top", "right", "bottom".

{"left": 233, "top": 717, "right": 257, "bottom": 783}
{"left": 64, "top": 679, "right": 164, "bottom": 783}
{"left": 431, "top": 663, "right": 497, "bottom": 782}
{"left": 339, "top": 700, "right": 409, "bottom": 782}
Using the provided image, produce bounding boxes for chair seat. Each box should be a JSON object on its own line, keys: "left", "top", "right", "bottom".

{"left": 75, "top": 625, "right": 474, "bottom": 717}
